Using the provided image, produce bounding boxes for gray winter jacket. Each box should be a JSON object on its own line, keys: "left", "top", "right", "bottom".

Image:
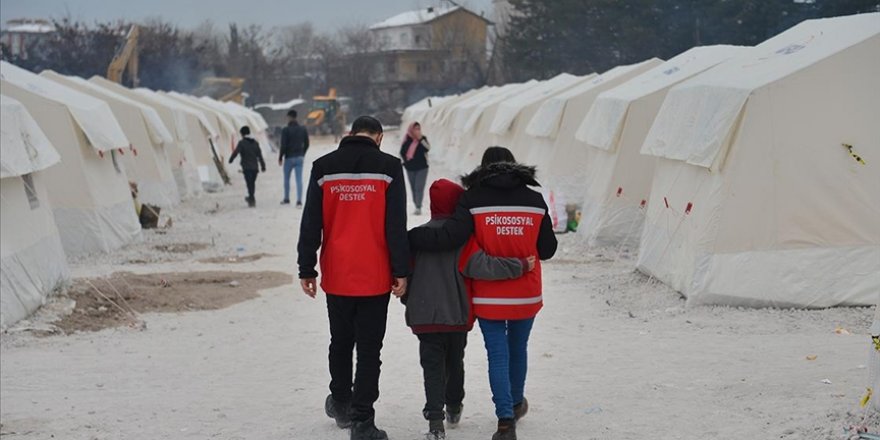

{"left": 405, "top": 218, "right": 525, "bottom": 333}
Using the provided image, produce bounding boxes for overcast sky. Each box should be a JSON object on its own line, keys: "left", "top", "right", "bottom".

{"left": 1, "top": 0, "right": 495, "bottom": 30}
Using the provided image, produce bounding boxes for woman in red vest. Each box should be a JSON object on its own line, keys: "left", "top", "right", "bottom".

{"left": 408, "top": 147, "right": 557, "bottom": 440}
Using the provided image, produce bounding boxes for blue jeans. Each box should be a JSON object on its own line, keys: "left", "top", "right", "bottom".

{"left": 478, "top": 317, "right": 535, "bottom": 419}
{"left": 283, "top": 156, "right": 304, "bottom": 203}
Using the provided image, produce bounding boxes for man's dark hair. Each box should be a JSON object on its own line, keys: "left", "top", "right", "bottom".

{"left": 287, "top": 109, "right": 297, "bottom": 118}
{"left": 350, "top": 115, "right": 383, "bottom": 135}
{"left": 481, "top": 146, "right": 516, "bottom": 166}
{"left": 240, "top": 126, "right": 251, "bottom": 136}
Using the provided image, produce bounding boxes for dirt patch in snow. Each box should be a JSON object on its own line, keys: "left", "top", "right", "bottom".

{"left": 50, "top": 270, "right": 291, "bottom": 334}
{"left": 153, "top": 242, "right": 210, "bottom": 253}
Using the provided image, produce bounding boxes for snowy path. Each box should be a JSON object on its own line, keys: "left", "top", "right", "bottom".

{"left": 1, "top": 136, "right": 874, "bottom": 439}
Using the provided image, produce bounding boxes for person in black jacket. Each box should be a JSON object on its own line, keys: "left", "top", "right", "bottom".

{"left": 297, "top": 115, "right": 408, "bottom": 440}
{"left": 228, "top": 126, "right": 266, "bottom": 207}
{"left": 279, "top": 109, "right": 310, "bottom": 206}
{"left": 400, "top": 122, "right": 430, "bottom": 215}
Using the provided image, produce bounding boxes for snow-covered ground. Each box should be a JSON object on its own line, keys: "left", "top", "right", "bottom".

{"left": 1, "top": 133, "right": 876, "bottom": 439}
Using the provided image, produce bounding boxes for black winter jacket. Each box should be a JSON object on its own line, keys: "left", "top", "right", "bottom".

{"left": 280, "top": 121, "right": 310, "bottom": 160}
{"left": 229, "top": 137, "right": 265, "bottom": 171}
{"left": 400, "top": 136, "right": 430, "bottom": 171}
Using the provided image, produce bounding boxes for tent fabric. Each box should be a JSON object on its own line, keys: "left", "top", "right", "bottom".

{"left": 489, "top": 73, "right": 580, "bottom": 135}
{"left": 0, "top": 94, "right": 60, "bottom": 178}
{"left": 88, "top": 76, "right": 203, "bottom": 198}
{"left": 42, "top": 71, "right": 181, "bottom": 208}
{"left": 577, "top": 45, "right": 748, "bottom": 151}
{"left": 636, "top": 13, "right": 880, "bottom": 308}
{"left": 1, "top": 71, "right": 142, "bottom": 257}
{"left": 0, "top": 94, "right": 69, "bottom": 328}
{"left": 641, "top": 13, "right": 880, "bottom": 169}
{"left": 0, "top": 61, "right": 129, "bottom": 152}
{"left": 572, "top": 45, "right": 748, "bottom": 247}
{"left": 535, "top": 58, "right": 663, "bottom": 202}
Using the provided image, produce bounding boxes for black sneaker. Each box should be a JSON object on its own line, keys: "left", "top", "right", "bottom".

{"left": 426, "top": 419, "right": 445, "bottom": 439}
{"left": 350, "top": 418, "right": 388, "bottom": 440}
{"left": 513, "top": 398, "right": 528, "bottom": 421}
{"left": 445, "top": 404, "right": 462, "bottom": 426}
{"left": 324, "top": 395, "right": 352, "bottom": 429}
{"left": 280, "top": 199, "right": 290, "bottom": 205}
{"left": 296, "top": 201, "right": 303, "bottom": 208}
{"left": 491, "top": 418, "right": 516, "bottom": 440}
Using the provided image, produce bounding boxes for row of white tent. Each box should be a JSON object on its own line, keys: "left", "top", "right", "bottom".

{"left": 0, "top": 61, "right": 271, "bottom": 327}
{"left": 402, "top": 13, "right": 879, "bottom": 309}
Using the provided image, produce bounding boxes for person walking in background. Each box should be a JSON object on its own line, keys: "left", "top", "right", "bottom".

{"left": 279, "top": 109, "right": 310, "bottom": 207}
{"left": 400, "top": 122, "right": 430, "bottom": 215}
{"left": 408, "top": 146, "right": 558, "bottom": 440}
{"left": 405, "top": 178, "right": 536, "bottom": 440}
{"left": 297, "top": 116, "right": 409, "bottom": 440}
{"left": 228, "top": 126, "right": 266, "bottom": 208}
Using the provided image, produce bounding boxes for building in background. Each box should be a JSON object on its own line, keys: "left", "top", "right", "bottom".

{"left": 0, "top": 19, "right": 55, "bottom": 59}
{"left": 333, "top": 4, "right": 492, "bottom": 119}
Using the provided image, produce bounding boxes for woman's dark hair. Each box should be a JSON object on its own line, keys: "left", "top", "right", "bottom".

{"left": 240, "top": 125, "right": 251, "bottom": 136}
{"left": 481, "top": 146, "right": 516, "bottom": 166}
{"left": 351, "top": 115, "right": 383, "bottom": 135}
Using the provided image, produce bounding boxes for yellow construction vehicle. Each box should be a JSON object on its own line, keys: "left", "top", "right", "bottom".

{"left": 306, "top": 88, "right": 350, "bottom": 136}
{"left": 106, "top": 24, "right": 140, "bottom": 86}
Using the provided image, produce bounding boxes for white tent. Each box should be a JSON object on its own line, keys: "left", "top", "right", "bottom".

{"left": 41, "top": 71, "right": 181, "bottom": 208}
{"left": 419, "top": 87, "right": 493, "bottom": 162}
{"left": 573, "top": 45, "right": 748, "bottom": 247}
{"left": 1, "top": 61, "right": 141, "bottom": 256}
{"left": 166, "top": 91, "right": 238, "bottom": 155}
{"left": 0, "top": 94, "right": 69, "bottom": 328}
{"left": 489, "top": 73, "right": 597, "bottom": 161}
{"left": 88, "top": 76, "right": 204, "bottom": 198}
{"left": 455, "top": 80, "right": 541, "bottom": 171}
{"left": 134, "top": 88, "right": 225, "bottom": 191}
{"left": 531, "top": 58, "right": 663, "bottom": 200}
{"left": 637, "top": 13, "right": 880, "bottom": 308}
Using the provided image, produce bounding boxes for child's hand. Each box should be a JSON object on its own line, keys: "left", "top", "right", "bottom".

{"left": 526, "top": 256, "right": 537, "bottom": 272}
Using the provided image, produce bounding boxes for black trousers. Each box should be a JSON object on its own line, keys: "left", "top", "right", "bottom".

{"left": 327, "top": 293, "right": 390, "bottom": 422}
{"left": 243, "top": 169, "right": 258, "bottom": 199}
{"left": 418, "top": 332, "right": 468, "bottom": 421}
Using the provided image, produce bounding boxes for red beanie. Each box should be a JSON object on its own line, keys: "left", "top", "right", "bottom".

{"left": 430, "top": 179, "right": 465, "bottom": 219}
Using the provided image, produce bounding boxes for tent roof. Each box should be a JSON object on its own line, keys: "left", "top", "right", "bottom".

{"left": 0, "top": 94, "right": 60, "bottom": 178}
{"left": 135, "top": 88, "right": 218, "bottom": 139}
{"left": 167, "top": 92, "right": 237, "bottom": 138}
{"left": 40, "top": 71, "right": 175, "bottom": 146}
{"left": 198, "top": 97, "right": 249, "bottom": 128}
{"left": 489, "top": 73, "right": 588, "bottom": 135}
{"left": 461, "top": 80, "right": 538, "bottom": 132}
{"left": 0, "top": 61, "right": 130, "bottom": 152}
{"left": 525, "top": 58, "right": 662, "bottom": 139}
{"left": 642, "top": 13, "right": 880, "bottom": 168}
{"left": 577, "top": 45, "right": 748, "bottom": 151}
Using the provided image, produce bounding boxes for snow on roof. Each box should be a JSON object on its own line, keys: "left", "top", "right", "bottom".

{"left": 254, "top": 98, "right": 307, "bottom": 111}
{"left": 369, "top": 6, "right": 459, "bottom": 30}
{"left": 4, "top": 20, "right": 55, "bottom": 34}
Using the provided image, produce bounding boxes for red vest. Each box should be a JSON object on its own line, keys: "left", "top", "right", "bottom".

{"left": 319, "top": 172, "right": 392, "bottom": 295}
{"left": 468, "top": 205, "right": 545, "bottom": 320}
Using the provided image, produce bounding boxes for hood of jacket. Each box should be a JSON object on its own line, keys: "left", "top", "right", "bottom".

{"left": 429, "top": 178, "right": 465, "bottom": 219}
{"left": 461, "top": 161, "right": 540, "bottom": 190}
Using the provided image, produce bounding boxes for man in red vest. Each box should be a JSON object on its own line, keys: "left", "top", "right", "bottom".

{"left": 298, "top": 116, "right": 408, "bottom": 440}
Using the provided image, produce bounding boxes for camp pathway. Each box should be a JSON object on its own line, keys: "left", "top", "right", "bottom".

{"left": 0, "top": 137, "right": 874, "bottom": 439}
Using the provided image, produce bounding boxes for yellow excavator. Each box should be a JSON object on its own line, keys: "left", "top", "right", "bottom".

{"left": 306, "top": 88, "right": 350, "bottom": 136}
{"left": 198, "top": 77, "right": 246, "bottom": 104}
{"left": 106, "top": 24, "right": 139, "bottom": 86}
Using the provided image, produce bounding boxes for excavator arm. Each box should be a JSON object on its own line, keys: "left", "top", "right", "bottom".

{"left": 107, "top": 25, "right": 140, "bottom": 86}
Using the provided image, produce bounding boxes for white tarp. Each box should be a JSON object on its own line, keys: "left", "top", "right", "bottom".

{"left": 572, "top": 45, "right": 748, "bottom": 248}
{"left": 0, "top": 61, "right": 129, "bottom": 152}
{"left": 489, "top": 73, "right": 580, "bottom": 135}
{"left": 642, "top": 13, "right": 880, "bottom": 170}
{"left": 637, "top": 13, "right": 880, "bottom": 308}
{"left": 0, "top": 94, "right": 60, "bottom": 178}
{"left": 41, "top": 71, "right": 181, "bottom": 207}
{"left": 0, "top": 94, "right": 69, "bottom": 328}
